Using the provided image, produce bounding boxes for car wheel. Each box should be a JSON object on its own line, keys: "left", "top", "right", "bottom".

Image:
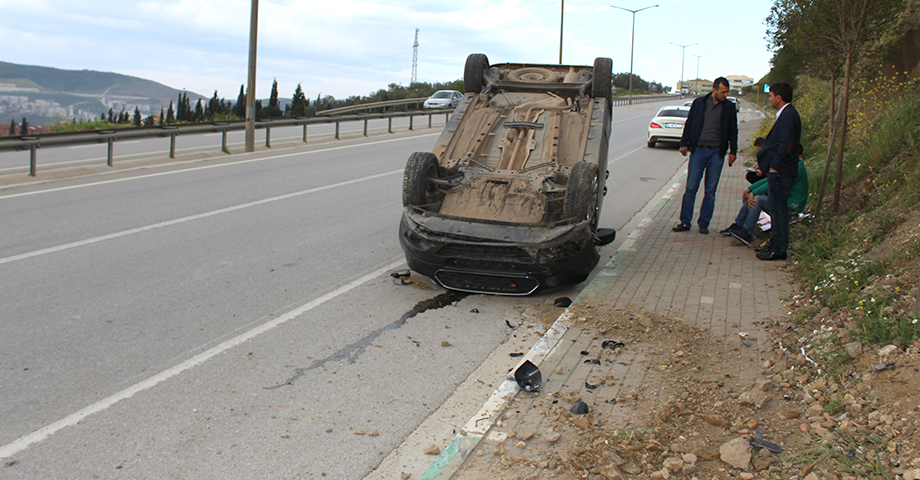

{"left": 590, "top": 57, "right": 612, "bottom": 100}
{"left": 403, "top": 152, "right": 442, "bottom": 207}
{"left": 563, "top": 161, "right": 599, "bottom": 226}
{"left": 464, "top": 54, "right": 489, "bottom": 93}
{"left": 647, "top": 140, "right": 655, "bottom": 148}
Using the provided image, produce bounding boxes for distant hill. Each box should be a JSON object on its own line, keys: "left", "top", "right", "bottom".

{"left": 0, "top": 61, "right": 203, "bottom": 104}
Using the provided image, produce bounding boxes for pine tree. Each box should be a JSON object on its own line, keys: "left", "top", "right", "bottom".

{"left": 193, "top": 99, "right": 204, "bottom": 122}
{"left": 107, "top": 108, "right": 114, "bottom": 123}
{"left": 8, "top": 119, "right": 15, "bottom": 136}
{"left": 207, "top": 91, "right": 220, "bottom": 119}
{"left": 159, "top": 107, "right": 165, "bottom": 126}
{"left": 234, "top": 85, "right": 246, "bottom": 118}
{"left": 269, "top": 79, "right": 279, "bottom": 108}
{"left": 20, "top": 117, "right": 28, "bottom": 135}
{"left": 166, "top": 101, "right": 175, "bottom": 124}
{"left": 133, "top": 106, "right": 141, "bottom": 126}
{"left": 290, "top": 83, "right": 307, "bottom": 117}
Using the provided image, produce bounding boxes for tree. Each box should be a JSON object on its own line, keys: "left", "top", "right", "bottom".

{"left": 193, "top": 99, "right": 204, "bottom": 122}
{"left": 20, "top": 117, "right": 28, "bottom": 135}
{"left": 133, "top": 106, "right": 141, "bottom": 127}
{"left": 766, "top": 0, "right": 902, "bottom": 215}
{"left": 234, "top": 84, "right": 246, "bottom": 118}
{"left": 268, "top": 78, "right": 279, "bottom": 108}
{"left": 166, "top": 101, "right": 175, "bottom": 124}
{"left": 158, "top": 107, "right": 164, "bottom": 126}
{"left": 289, "top": 83, "right": 307, "bottom": 117}
{"left": 8, "top": 119, "right": 15, "bottom": 136}
{"left": 207, "top": 91, "right": 220, "bottom": 119}
{"left": 107, "top": 108, "right": 114, "bottom": 123}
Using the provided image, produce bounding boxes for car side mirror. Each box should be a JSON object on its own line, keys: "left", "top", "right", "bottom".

{"left": 593, "top": 228, "right": 616, "bottom": 246}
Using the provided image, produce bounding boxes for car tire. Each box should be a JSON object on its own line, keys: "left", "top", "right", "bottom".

{"left": 464, "top": 54, "right": 489, "bottom": 93}
{"left": 564, "top": 161, "right": 599, "bottom": 226}
{"left": 590, "top": 57, "right": 612, "bottom": 100}
{"left": 403, "top": 152, "right": 442, "bottom": 207}
{"left": 647, "top": 140, "right": 655, "bottom": 148}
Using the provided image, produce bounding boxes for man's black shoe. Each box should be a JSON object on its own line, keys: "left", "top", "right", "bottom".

{"left": 673, "top": 223, "right": 690, "bottom": 232}
{"left": 755, "top": 243, "right": 773, "bottom": 253}
{"left": 720, "top": 224, "right": 741, "bottom": 236}
{"left": 730, "top": 230, "right": 753, "bottom": 245}
{"left": 756, "top": 251, "right": 787, "bottom": 261}
{"left": 699, "top": 225, "right": 709, "bottom": 234}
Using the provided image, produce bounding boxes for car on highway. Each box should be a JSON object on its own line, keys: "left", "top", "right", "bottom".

{"left": 423, "top": 90, "right": 463, "bottom": 109}
{"left": 726, "top": 96, "right": 740, "bottom": 111}
{"left": 647, "top": 105, "right": 690, "bottom": 148}
{"left": 398, "top": 53, "right": 615, "bottom": 295}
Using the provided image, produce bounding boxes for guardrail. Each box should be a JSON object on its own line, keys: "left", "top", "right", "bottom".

{"left": 0, "top": 109, "right": 452, "bottom": 176}
{"left": 0, "top": 94, "right": 678, "bottom": 177}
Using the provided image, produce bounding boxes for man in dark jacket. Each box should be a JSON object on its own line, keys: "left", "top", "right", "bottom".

{"left": 673, "top": 77, "right": 738, "bottom": 234}
{"left": 755, "top": 82, "right": 801, "bottom": 260}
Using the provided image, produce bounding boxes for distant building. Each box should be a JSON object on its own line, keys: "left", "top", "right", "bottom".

{"left": 726, "top": 75, "right": 754, "bottom": 91}
{"left": 677, "top": 79, "right": 712, "bottom": 94}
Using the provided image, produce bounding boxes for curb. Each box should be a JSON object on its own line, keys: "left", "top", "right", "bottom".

{"left": 417, "top": 172, "right": 689, "bottom": 479}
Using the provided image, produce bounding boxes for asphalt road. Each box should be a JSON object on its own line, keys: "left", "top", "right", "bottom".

{"left": 0, "top": 98, "right": 701, "bottom": 479}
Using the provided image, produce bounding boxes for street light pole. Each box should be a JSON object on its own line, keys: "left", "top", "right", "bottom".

{"left": 559, "top": 0, "right": 564, "bottom": 64}
{"left": 691, "top": 53, "right": 708, "bottom": 94}
{"left": 244, "top": 0, "right": 259, "bottom": 153}
{"left": 671, "top": 42, "right": 697, "bottom": 98}
{"left": 611, "top": 4, "right": 658, "bottom": 105}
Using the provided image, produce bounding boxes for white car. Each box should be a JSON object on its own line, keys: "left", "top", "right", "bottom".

{"left": 647, "top": 105, "right": 690, "bottom": 148}
{"left": 423, "top": 90, "right": 463, "bottom": 109}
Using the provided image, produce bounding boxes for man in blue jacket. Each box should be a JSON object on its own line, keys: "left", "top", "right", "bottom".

{"left": 755, "top": 82, "right": 801, "bottom": 260}
{"left": 674, "top": 77, "right": 738, "bottom": 234}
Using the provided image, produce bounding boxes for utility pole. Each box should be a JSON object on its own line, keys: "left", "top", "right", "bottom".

{"left": 671, "top": 42, "right": 696, "bottom": 98}
{"left": 411, "top": 28, "right": 419, "bottom": 85}
{"left": 558, "top": 0, "right": 564, "bottom": 64}
{"left": 611, "top": 4, "right": 658, "bottom": 105}
{"left": 244, "top": 0, "right": 258, "bottom": 153}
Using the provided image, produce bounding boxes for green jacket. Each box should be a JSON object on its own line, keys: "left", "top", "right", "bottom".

{"left": 748, "top": 160, "right": 809, "bottom": 212}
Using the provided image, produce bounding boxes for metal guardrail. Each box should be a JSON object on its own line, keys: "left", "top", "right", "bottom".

{"left": 0, "top": 94, "right": 677, "bottom": 177}
{"left": 0, "top": 109, "right": 452, "bottom": 176}
{"left": 317, "top": 98, "right": 427, "bottom": 116}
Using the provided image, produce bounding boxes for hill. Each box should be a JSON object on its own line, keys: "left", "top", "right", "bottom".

{"left": 0, "top": 61, "right": 202, "bottom": 103}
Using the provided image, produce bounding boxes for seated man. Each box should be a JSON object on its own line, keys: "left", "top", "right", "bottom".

{"left": 720, "top": 155, "right": 808, "bottom": 245}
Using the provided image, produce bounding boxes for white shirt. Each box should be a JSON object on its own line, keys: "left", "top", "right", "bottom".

{"left": 775, "top": 103, "right": 789, "bottom": 119}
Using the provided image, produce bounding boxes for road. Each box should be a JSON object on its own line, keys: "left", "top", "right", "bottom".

{"left": 0, "top": 98, "right": 715, "bottom": 479}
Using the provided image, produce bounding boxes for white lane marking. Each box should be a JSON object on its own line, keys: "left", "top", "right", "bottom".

{"left": 0, "top": 132, "right": 438, "bottom": 199}
{"left": 608, "top": 145, "right": 646, "bottom": 164}
{"left": 0, "top": 169, "right": 402, "bottom": 265}
{"left": 0, "top": 258, "right": 406, "bottom": 460}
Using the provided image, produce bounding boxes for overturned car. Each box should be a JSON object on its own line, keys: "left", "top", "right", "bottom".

{"left": 398, "top": 54, "right": 614, "bottom": 295}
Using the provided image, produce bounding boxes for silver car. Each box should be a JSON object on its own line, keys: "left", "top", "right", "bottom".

{"left": 423, "top": 90, "right": 463, "bottom": 109}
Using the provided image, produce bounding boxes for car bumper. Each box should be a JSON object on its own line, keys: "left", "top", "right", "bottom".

{"left": 423, "top": 103, "right": 452, "bottom": 109}
{"left": 648, "top": 129, "right": 683, "bottom": 143}
{"left": 398, "top": 208, "right": 600, "bottom": 295}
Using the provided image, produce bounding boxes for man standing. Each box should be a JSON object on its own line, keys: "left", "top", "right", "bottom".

{"left": 755, "top": 82, "right": 801, "bottom": 260}
{"left": 673, "top": 77, "right": 738, "bottom": 234}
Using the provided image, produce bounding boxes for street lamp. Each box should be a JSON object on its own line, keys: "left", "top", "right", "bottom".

{"left": 611, "top": 4, "right": 658, "bottom": 105}
{"left": 691, "top": 53, "right": 708, "bottom": 94}
{"left": 671, "top": 42, "right": 697, "bottom": 98}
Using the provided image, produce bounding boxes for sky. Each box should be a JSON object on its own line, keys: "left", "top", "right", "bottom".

{"left": 0, "top": 0, "right": 778, "bottom": 101}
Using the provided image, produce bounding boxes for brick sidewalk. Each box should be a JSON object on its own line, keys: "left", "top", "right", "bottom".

{"left": 435, "top": 142, "right": 798, "bottom": 479}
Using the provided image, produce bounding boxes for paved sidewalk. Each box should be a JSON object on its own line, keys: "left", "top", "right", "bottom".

{"left": 416, "top": 132, "right": 797, "bottom": 478}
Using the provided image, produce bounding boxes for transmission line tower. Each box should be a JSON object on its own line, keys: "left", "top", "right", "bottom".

{"left": 411, "top": 28, "right": 419, "bottom": 84}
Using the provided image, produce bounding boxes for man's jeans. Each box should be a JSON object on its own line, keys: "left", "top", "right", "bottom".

{"left": 735, "top": 194, "right": 769, "bottom": 234}
{"left": 768, "top": 172, "right": 795, "bottom": 254}
{"left": 679, "top": 148, "right": 724, "bottom": 226}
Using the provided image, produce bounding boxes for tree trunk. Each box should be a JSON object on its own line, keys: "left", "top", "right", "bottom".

{"left": 832, "top": 54, "right": 853, "bottom": 213}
